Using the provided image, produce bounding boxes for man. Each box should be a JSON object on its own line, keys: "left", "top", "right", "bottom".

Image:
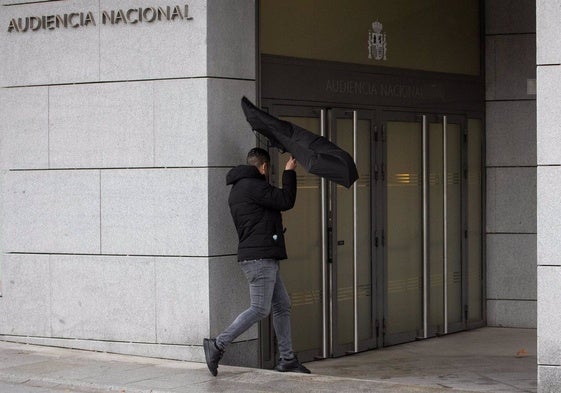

{"left": 203, "top": 147, "right": 310, "bottom": 376}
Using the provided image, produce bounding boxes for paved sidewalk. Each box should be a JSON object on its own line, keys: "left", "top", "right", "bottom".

{"left": 0, "top": 327, "right": 536, "bottom": 393}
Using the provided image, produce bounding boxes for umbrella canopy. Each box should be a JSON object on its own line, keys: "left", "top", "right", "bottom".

{"left": 241, "top": 97, "right": 359, "bottom": 188}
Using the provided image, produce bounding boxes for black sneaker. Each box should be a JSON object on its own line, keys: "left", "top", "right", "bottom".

{"left": 274, "top": 356, "right": 311, "bottom": 374}
{"left": 203, "top": 338, "right": 224, "bottom": 377}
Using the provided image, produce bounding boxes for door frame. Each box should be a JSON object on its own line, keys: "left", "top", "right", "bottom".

{"left": 257, "top": 100, "right": 484, "bottom": 367}
{"left": 261, "top": 103, "right": 329, "bottom": 366}
{"left": 380, "top": 110, "right": 471, "bottom": 346}
{"left": 380, "top": 110, "right": 424, "bottom": 346}
{"left": 328, "top": 108, "right": 378, "bottom": 357}
{"left": 261, "top": 102, "right": 380, "bottom": 363}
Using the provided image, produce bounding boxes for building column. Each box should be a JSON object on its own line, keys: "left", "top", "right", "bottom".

{"left": 484, "top": 0, "right": 537, "bottom": 328}
{"left": 537, "top": 1, "right": 561, "bottom": 390}
{"left": 0, "top": 0, "right": 257, "bottom": 366}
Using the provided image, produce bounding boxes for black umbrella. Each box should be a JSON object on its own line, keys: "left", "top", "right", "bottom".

{"left": 241, "top": 97, "right": 359, "bottom": 188}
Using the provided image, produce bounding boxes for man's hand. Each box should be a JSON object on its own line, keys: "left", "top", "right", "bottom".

{"left": 285, "top": 156, "right": 297, "bottom": 171}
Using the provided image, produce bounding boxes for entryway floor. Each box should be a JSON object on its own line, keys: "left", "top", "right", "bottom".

{"left": 308, "top": 327, "right": 536, "bottom": 392}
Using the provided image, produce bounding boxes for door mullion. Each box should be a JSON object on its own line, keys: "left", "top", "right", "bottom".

{"left": 443, "top": 115, "right": 449, "bottom": 335}
{"left": 352, "top": 110, "right": 359, "bottom": 354}
{"left": 320, "top": 108, "right": 329, "bottom": 359}
{"left": 421, "top": 114, "right": 429, "bottom": 340}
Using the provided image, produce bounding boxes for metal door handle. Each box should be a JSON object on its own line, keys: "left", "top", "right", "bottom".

{"left": 442, "top": 115, "right": 448, "bottom": 335}
{"left": 321, "top": 109, "right": 328, "bottom": 359}
{"left": 422, "top": 115, "right": 428, "bottom": 340}
{"left": 353, "top": 110, "right": 359, "bottom": 353}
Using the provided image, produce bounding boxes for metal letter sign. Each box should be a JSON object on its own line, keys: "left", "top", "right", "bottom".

{"left": 7, "top": 3, "right": 193, "bottom": 33}
{"left": 368, "top": 20, "right": 387, "bottom": 61}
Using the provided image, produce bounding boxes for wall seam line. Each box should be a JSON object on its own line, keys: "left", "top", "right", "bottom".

{"left": 5, "top": 252, "right": 237, "bottom": 258}
{"left": 99, "top": 170, "right": 102, "bottom": 254}
{"left": 48, "top": 255, "right": 53, "bottom": 337}
{"left": 3, "top": 76, "right": 256, "bottom": 89}
{"left": 8, "top": 166, "right": 236, "bottom": 172}
{"left": 154, "top": 258, "right": 158, "bottom": 344}
{"left": 47, "top": 87, "right": 50, "bottom": 168}
{"left": 485, "top": 32, "right": 536, "bottom": 37}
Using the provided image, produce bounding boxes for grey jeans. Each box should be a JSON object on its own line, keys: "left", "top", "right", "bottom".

{"left": 215, "top": 258, "right": 294, "bottom": 360}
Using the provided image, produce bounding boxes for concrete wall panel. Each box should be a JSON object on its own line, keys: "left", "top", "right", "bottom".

{"left": 50, "top": 255, "right": 156, "bottom": 342}
{"left": 1, "top": 254, "right": 51, "bottom": 336}
{"left": 486, "top": 100, "right": 536, "bottom": 167}
{"left": 538, "top": 266, "right": 561, "bottom": 365}
{"left": 486, "top": 167, "right": 536, "bottom": 233}
{"left": 100, "top": 168, "right": 208, "bottom": 256}
{"left": 207, "top": 0, "right": 255, "bottom": 80}
{"left": 49, "top": 82, "right": 154, "bottom": 169}
{"left": 486, "top": 35, "right": 536, "bottom": 101}
{"left": 0, "top": 0, "right": 50, "bottom": 4}
{"left": 487, "top": 299, "right": 536, "bottom": 328}
{"left": 155, "top": 257, "right": 209, "bottom": 344}
{"left": 209, "top": 256, "right": 256, "bottom": 342}
{"left": 485, "top": 0, "right": 537, "bottom": 332}
{"left": 208, "top": 168, "right": 237, "bottom": 256}
{"left": 154, "top": 79, "right": 208, "bottom": 167}
{"left": 538, "top": 1, "right": 561, "bottom": 388}
{"left": 0, "top": 335, "right": 205, "bottom": 362}
{"left": 0, "top": 0, "right": 100, "bottom": 86}
{"left": 486, "top": 234, "right": 536, "bottom": 299}
{"left": 539, "top": 366, "right": 561, "bottom": 393}
{"left": 537, "top": 66, "right": 561, "bottom": 166}
{"left": 1, "top": 170, "right": 100, "bottom": 254}
{"left": 1, "top": 0, "right": 210, "bottom": 86}
{"left": 50, "top": 78, "right": 217, "bottom": 169}
{"left": 485, "top": 0, "right": 536, "bottom": 35}
{"left": 207, "top": 79, "right": 256, "bottom": 167}
{"left": 0, "top": 0, "right": 258, "bottom": 366}
{"left": 537, "top": 0, "right": 561, "bottom": 64}
{"left": 221, "top": 340, "right": 259, "bottom": 368}
{"left": 0, "top": 87, "right": 49, "bottom": 169}
{"left": 99, "top": 0, "right": 207, "bottom": 81}
{"left": 537, "top": 166, "right": 561, "bottom": 266}
{"left": 485, "top": 36, "right": 496, "bottom": 100}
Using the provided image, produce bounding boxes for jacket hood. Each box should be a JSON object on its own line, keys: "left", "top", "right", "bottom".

{"left": 226, "top": 165, "right": 265, "bottom": 185}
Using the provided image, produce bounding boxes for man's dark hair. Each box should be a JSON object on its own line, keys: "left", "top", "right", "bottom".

{"left": 247, "top": 147, "right": 270, "bottom": 167}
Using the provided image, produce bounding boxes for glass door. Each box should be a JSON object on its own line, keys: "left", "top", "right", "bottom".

{"left": 263, "top": 104, "right": 377, "bottom": 363}
{"left": 257, "top": 103, "right": 482, "bottom": 366}
{"left": 269, "top": 106, "right": 326, "bottom": 363}
{"left": 330, "top": 109, "right": 376, "bottom": 356}
{"left": 382, "top": 111, "right": 468, "bottom": 345}
{"left": 383, "top": 112, "right": 424, "bottom": 345}
{"left": 428, "top": 115, "right": 465, "bottom": 335}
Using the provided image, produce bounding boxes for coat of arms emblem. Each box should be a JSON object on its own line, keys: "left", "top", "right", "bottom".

{"left": 368, "top": 20, "right": 387, "bottom": 61}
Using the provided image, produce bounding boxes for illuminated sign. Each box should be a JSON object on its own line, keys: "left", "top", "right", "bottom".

{"left": 7, "top": 4, "right": 193, "bottom": 33}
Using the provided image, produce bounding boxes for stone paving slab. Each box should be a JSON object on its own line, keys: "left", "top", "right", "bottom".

{"left": 0, "top": 341, "right": 477, "bottom": 393}
{"left": 0, "top": 327, "right": 537, "bottom": 393}
{"left": 310, "top": 327, "right": 537, "bottom": 392}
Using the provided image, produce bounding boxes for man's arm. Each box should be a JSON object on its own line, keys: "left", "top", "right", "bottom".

{"left": 254, "top": 157, "right": 297, "bottom": 211}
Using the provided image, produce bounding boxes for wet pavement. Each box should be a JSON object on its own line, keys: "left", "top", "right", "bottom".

{"left": 0, "top": 327, "right": 536, "bottom": 393}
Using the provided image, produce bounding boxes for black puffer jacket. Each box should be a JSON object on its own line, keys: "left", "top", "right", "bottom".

{"left": 226, "top": 165, "right": 297, "bottom": 261}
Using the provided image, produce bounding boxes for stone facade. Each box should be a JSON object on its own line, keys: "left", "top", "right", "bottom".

{"left": 2, "top": 1, "right": 558, "bottom": 390}
{"left": 537, "top": 1, "right": 561, "bottom": 391}
{"left": 485, "top": 0, "right": 537, "bottom": 328}
{"left": 0, "top": 0, "right": 257, "bottom": 366}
